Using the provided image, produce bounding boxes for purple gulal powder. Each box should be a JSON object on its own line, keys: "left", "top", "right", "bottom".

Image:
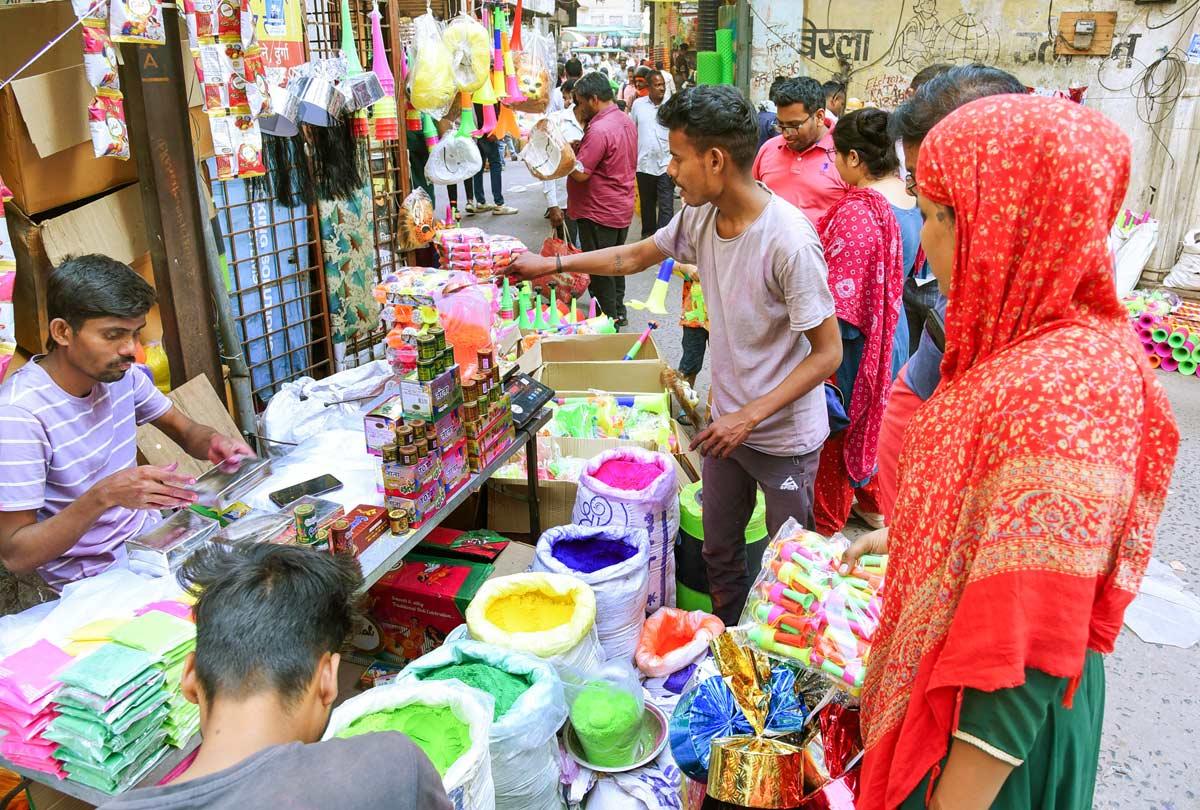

{"left": 551, "top": 537, "right": 637, "bottom": 574}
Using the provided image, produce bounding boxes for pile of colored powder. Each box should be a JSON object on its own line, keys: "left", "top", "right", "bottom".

{"left": 336, "top": 704, "right": 469, "bottom": 775}
{"left": 485, "top": 588, "right": 575, "bottom": 632}
{"left": 552, "top": 536, "right": 637, "bottom": 574}
{"left": 423, "top": 662, "right": 532, "bottom": 720}
{"left": 592, "top": 459, "right": 662, "bottom": 491}
{"left": 569, "top": 683, "right": 643, "bottom": 767}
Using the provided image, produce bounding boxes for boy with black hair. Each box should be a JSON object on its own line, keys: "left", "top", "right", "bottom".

{"left": 822, "top": 80, "right": 847, "bottom": 118}
{"left": 99, "top": 545, "right": 451, "bottom": 809}
{"left": 0, "top": 255, "right": 252, "bottom": 599}
{"left": 511, "top": 86, "right": 842, "bottom": 624}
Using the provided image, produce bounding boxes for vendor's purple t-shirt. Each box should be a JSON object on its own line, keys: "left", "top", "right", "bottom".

{"left": 0, "top": 359, "right": 172, "bottom": 589}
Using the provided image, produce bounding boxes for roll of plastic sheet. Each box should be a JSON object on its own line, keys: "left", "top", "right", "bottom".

{"left": 668, "top": 667, "right": 809, "bottom": 781}
{"left": 1148, "top": 354, "right": 1162, "bottom": 369}
{"left": 1152, "top": 327, "right": 1170, "bottom": 342}
{"left": 1168, "top": 329, "right": 1189, "bottom": 348}
{"left": 1180, "top": 359, "right": 1198, "bottom": 376}
{"left": 1161, "top": 357, "right": 1180, "bottom": 372}
{"left": 1173, "top": 345, "right": 1193, "bottom": 362}
{"left": 696, "top": 51, "right": 722, "bottom": 85}
{"left": 1155, "top": 342, "right": 1174, "bottom": 358}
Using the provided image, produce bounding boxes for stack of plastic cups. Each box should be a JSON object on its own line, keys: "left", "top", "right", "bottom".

{"left": 696, "top": 51, "right": 722, "bottom": 85}
{"left": 715, "top": 29, "right": 734, "bottom": 85}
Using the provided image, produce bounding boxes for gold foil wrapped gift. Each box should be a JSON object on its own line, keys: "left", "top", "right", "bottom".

{"left": 706, "top": 633, "right": 809, "bottom": 807}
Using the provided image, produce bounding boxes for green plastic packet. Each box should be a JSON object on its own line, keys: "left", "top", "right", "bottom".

{"left": 56, "top": 675, "right": 165, "bottom": 727}
{"left": 56, "top": 711, "right": 169, "bottom": 771}
{"left": 62, "top": 731, "right": 169, "bottom": 794}
{"left": 57, "top": 644, "right": 156, "bottom": 700}
{"left": 110, "top": 613, "right": 195, "bottom": 660}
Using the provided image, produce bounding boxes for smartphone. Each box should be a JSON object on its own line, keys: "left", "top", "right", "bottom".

{"left": 269, "top": 474, "right": 343, "bottom": 507}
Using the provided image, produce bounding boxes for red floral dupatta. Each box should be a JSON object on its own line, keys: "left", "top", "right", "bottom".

{"left": 816, "top": 187, "right": 904, "bottom": 483}
{"left": 857, "top": 96, "right": 1179, "bottom": 809}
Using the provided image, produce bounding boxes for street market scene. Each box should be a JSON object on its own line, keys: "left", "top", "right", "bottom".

{"left": 0, "top": 0, "right": 1198, "bottom": 807}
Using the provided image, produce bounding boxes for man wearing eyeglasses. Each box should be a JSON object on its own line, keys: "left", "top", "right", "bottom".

{"left": 751, "top": 77, "right": 849, "bottom": 227}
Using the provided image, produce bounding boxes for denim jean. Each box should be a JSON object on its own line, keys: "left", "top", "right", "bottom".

{"left": 472, "top": 137, "right": 504, "bottom": 206}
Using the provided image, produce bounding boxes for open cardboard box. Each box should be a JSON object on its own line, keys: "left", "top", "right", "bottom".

{"left": 0, "top": 2, "right": 209, "bottom": 215}
{"left": 517, "top": 332, "right": 661, "bottom": 374}
{"left": 535, "top": 359, "right": 668, "bottom": 398}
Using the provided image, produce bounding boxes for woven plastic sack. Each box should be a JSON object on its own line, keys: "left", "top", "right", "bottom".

{"left": 635, "top": 608, "right": 724, "bottom": 679}
{"left": 443, "top": 13, "right": 491, "bottom": 93}
{"left": 324, "top": 680, "right": 495, "bottom": 810}
{"left": 1164, "top": 228, "right": 1200, "bottom": 291}
{"left": 521, "top": 118, "right": 575, "bottom": 181}
{"left": 532, "top": 524, "right": 649, "bottom": 663}
{"left": 572, "top": 449, "right": 679, "bottom": 612}
{"left": 427, "top": 133, "right": 482, "bottom": 185}
{"left": 1110, "top": 218, "right": 1159, "bottom": 298}
{"left": 402, "top": 640, "right": 566, "bottom": 810}
{"left": 465, "top": 573, "right": 603, "bottom": 672}
{"left": 409, "top": 13, "right": 455, "bottom": 117}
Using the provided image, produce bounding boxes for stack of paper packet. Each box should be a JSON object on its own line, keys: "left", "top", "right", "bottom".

{"left": 111, "top": 611, "right": 198, "bottom": 748}
{"left": 0, "top": 640, "right": 72, "bottom": 777}
{"left": 44, "top": 643, "right": 171, "bottom": 794}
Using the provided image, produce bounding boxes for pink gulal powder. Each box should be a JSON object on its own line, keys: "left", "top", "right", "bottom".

{"left": 592, "top": 459, "right": 662, "bottom": 490}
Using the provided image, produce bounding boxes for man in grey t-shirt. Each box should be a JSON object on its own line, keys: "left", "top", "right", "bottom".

{"left": 99, "top": 546, "right": 450, "bottom": 810}
{"left": 511, "top": 86, "right": 842, "bottom": 624}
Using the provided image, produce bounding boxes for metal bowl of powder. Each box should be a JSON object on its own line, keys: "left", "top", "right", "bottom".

{"left": 563, "top": 702, "right": 669, "bottom": 773}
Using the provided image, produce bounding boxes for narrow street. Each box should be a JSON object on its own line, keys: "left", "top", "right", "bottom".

{"left": 475, "top": 158, "right": 1200, "bottom": 808}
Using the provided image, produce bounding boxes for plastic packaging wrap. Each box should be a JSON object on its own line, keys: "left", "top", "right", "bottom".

{"left": 426, "top": 132, "right": 483, "bottom": 185}
{"left": 88, "top": 92, "right": 129, "bottom": 159}
{"left": 324, "top": 680, "right": 496, "bottom": 810}
{"left": 109, "top": 0, "right": 165, "bottom": 44}
{"left": 521, "top": 117, "right": 576, "bottom": 181}
{"left": 436, "top": 282, "right": 493, "bottom": 378}
{"left": 510, "top": 29, "right": 554, "bottom": 114}
{"left": 82, "top": 26, "right": 119, "bottom": 90}
{"left": 572, "top": 449, "right": 679, "bottom": 611}
{"left": 563, "top": 661, "right": 645, "bottom": 768}
{"left": 635, "top": 608, "right": 724, "bottom": 679}
{"left": 401, "top": 640, "right": 566, "bottom": 810}
{"left": 409, "top": 12, "right": 455, "bottom": 116}
{"left": 738, "top": 519, "right": 885, "bottom": 696}
{"left": 443, "top": 13, "right": 492, "bottom": 93}
{"left": 532, "top": 524, "right": 650, "bottom": 662}
{"left": 398, "top": 188, "right": 437, "bottom": 248}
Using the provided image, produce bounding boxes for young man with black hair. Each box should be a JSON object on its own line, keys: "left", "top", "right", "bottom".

{"left": 567, "top": 71, "right": 638, "bottom": 328}
{"left": 0, "top": 255, "right": 252, "bottom": 597}
{"left": 631, "top": 71, "right": 674, "bottom": 239}
{"left": 98, "top": 545, "right": 451, "bottom": 809}
{"left": 511, "top": 86, "right": 842, "bottom": 624}
{"left": 756, "top": 75, "right": 788, "bottom": 149}
{"left": 753, "top": 76, "right": 849, "bottom": 226}
{"left": 822, "top": 80, "right": 847, "bottom": 118}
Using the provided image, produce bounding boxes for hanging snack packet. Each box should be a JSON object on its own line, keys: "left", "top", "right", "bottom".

{"left": 181, "top": 0, "right": 241, "bottom": 48}
{"left": 88, "top": 91, "right": 130, "bottom": 159}
{"left": 211, "top": 115, "right": 266, "bottom": 179}
{"left": 109, "top": 0, "right": 166, "bottom": 45}
{"left": 83, "top": 25, "right": 120, "bottom": 90}
{"left": 72, "top": 0, "right": 108, "bottom": 22}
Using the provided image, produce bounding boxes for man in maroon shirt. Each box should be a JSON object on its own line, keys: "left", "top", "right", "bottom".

{"left": 567, "top": 71, "right": 638, "bottom": 328}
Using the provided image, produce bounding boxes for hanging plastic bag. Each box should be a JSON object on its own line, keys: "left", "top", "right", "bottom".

{"left": 426, "top": 133, "right": 483, "bottom": 185}
{"left": 436, "top": 281, "right": 494, "bottom": 378}
{"left": 511, "top": 29, "right": 554, "bottom": 114}
{"left": 1110, "top": 217, "right": 1159, "bottom": 298}
{"left": 397, "top": 188, "right": 437, "bottom": 250}
{"left": 401, "top": 640, "right": 566, "bottom": 810}
{"left": 562, "top": 661, "right": 646, "bottom": 768}
{"left": 532, "top": 524, "right": 650, "bottom": 663}
{"left": 409, "top": 13, "right": 456, "bottom": 117}
{"left": 521, "top": 117, "right": 575, "bottom": 181}
{"left": 443, "top": 13, "right": 492, "bottom": 93}
{"left": 635, "top": 608, "right": 724, "bottom": 679}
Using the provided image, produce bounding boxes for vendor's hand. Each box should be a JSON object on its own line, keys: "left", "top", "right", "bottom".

{"left": 691, "top": 409, "right": 757, "bottom": 458}
{"left": 207, "top": 433, "right": 255, "bottom": 467}
{"left": 548, "top": 206, "right": 565, "bottom": 229}
{"left": 509, "top": 251, "right": 557, "bottom": 281}
{"left": 677, "top": 262, "right": 700, "bottom": 282}
{"left": 840, "top": 528, "right": 888, "bottom": 574}
{"left": 97, "top": 463, "right": 198, "bottom": 510}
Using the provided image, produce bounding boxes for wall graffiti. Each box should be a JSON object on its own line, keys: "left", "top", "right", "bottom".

{"left": 864, "top": 73, "right": 910, "bottom": 109}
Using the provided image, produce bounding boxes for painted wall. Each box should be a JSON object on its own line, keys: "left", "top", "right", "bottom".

{"left": 749, "top": 0, "right": 1200, "bottom": 269}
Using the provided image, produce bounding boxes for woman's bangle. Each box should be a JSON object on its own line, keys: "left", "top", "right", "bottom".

{"left": 555, "top": 255, "right": 563, "bottom": 274}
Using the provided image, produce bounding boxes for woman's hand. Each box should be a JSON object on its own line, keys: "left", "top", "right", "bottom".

{"left": 840, "top": 527, "right": 888, "bottom": 573}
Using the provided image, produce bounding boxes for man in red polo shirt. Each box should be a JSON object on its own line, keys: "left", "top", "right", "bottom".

{"left": 752, "top": 77, "right": 848, "bottom": 226}
{"left": 567, "top": 71, "right": 638, "bottom": 328}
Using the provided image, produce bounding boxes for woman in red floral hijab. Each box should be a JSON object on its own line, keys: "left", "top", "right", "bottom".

{"left": 850, "top": 94, "right": 1179, "bottom": 809}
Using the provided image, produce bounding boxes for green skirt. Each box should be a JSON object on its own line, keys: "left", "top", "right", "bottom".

{"left": 901, "top": 650, "right": 1104, "bottom": 809}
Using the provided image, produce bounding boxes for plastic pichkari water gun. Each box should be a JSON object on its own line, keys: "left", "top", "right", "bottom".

{"left": 517, "top": 286, "right": 532, "bottom": 330}
{"left": 627, "top": 258, "right": 674, "bottom": 314}
{"left": 549, "top": 399, "right": 597, "bottom": 438}
{"left": 622, "top": 321, "right": 658, "bottom": 360}
{"left": 548, "top": 288, "right": 561, "bottom": 327}
{"left": 368, "top": 2, "right": 398, "bottom": 140}
{"left": 684, "top": 282, "right": 707, "bottom": 324}
{"left": 532, "top": 294, "right": 548, "bottom": 330}
{"left": 498, "top": 276, "right": 515, "bottom": 321}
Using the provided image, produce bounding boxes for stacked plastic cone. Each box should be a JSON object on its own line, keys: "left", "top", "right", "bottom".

{"left": 1134, "top": 312, "right": 1200, "bottom": 376}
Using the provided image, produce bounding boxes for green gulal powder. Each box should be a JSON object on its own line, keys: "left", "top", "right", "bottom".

{"left": 423, "top": 662, "right": 532, "bottom": 720}
{"left": 336, "top": 704, "right": 469, "bottom": 775}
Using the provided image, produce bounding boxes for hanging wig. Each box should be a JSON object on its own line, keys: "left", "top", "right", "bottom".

{"left": 304, "top": 114, "right": 367, "bottom": 202}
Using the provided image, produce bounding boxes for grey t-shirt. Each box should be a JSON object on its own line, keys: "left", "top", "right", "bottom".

{"left": 654, "top": 190, "right": 835, "bottom": 456}
{"left": 97, "top": 734, "right": 452, "bottom": 810}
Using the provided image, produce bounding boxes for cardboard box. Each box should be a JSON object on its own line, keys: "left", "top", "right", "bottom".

{"left": 400, "top": 365, "right": 463, "bottom": 419}
{"left": 355, "top": 553, "right": 493, "bottom": 666}
{"left": 487, "top": 540, "right": 535, "bottom": 578}
{"left": 417, "top": 527, "right": 510, "bottom": 563}
{"left": 363, "top": 395, "right": 405, "bottom": 456}
{"left": 518, "top": 333, "right": 662, "bottom": 373}
{"left": 334, "top": 505, "right": 389, "bottom": 556}
{"left": 0, "top": 2, "right": 208, "bottom": 215}
{"left": 536, "top": 360, "right": 667, "bottom": 397}
{"left": 7, "top": 184, "right": 154, "bottom": 355}
{"left": 440, "top": 438, "right": 470, "bottom": 494}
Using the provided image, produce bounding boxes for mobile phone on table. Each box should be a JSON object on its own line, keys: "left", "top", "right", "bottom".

{"left": 269, "top": 474, "right": 343, "bottom": 507}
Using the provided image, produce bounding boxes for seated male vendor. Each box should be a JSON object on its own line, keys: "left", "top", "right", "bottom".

{"left": 98, "top": 544, "right": 452, "bottom": 809}
{"left": 0, "top": 255, "right": 253, "bottom": 598}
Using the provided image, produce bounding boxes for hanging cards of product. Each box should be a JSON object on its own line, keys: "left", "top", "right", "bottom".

{"left": 248, "top": 0, "right": 306, "bottom": 136}
{"left": 109, "top": 0, "right": 166, "bottom": 44}
{"left": 210, "top": 113, "right": 266, "bottom": 179}
{"left": 73, "top": 0, "right": 130, "bottom": 159}
{"left": 88, "top": 91, "right": 131, "bottom": 159}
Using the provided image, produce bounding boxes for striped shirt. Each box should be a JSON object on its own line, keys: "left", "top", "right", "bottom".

{"left": 0, "top": 359, "right": 172, "bottom": 589}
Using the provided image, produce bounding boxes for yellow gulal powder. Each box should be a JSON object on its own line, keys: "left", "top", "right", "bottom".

{"left": 485, "top": 589, "right": 576, "bottom": 632}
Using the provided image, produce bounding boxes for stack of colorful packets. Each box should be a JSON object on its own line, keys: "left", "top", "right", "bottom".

{"left": 432, "top": 228, "right": 528, "bottom": 278}
{"left": 111, "top": 611, "right": 198, "bottom": 748}
{"left": 0, "top": 640, "right": 73, "bottom": 776}
{"left": 44, "top": 644, "right": 171, "bottom": 794}
{"left": 741, "top": 524, "right": 885, "bottom": 696}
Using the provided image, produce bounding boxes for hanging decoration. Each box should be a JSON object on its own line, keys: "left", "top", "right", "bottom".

{"left": 368, "top": 2, "right": 398, "bottom": 141}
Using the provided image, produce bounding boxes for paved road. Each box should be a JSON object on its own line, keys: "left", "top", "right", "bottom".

{"left": 455, "top": 159, "right": 1200, "bottom": 807}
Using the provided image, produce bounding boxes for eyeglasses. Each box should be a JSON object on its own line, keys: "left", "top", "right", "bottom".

{"left": 774, "top": 113, "right": 814, "bottom": 135}
{"left": 905, "top": 172, "right": 918, "bottom": 198}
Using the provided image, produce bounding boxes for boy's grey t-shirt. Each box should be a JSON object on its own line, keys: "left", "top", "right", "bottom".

{"left": 654, "top": 190, "right": 835, "bottom": 456}
{"left": 97, "top": 733, "right": 452, "bottom": 810}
